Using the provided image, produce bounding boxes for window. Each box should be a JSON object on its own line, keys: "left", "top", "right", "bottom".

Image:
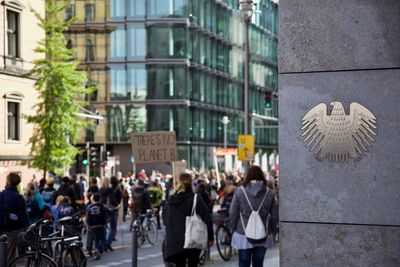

{"left": 86, "top": 40, "right": 95, "bottom": 61}
{"left": 85, "top": 4, "right": 95, "bottom": 21}
{"left": 109, "top": 65, "right": 127, "bottom": 100}
{"left": 128, "top": 0, "right": 145, "bottom": 18}
{"left": 7, "top": 10, "right": 19, "bottom": 58}
{"left": 65, "top": 5, "right": 74, "bottom": 21}
{"left": 7, "top": 102, "right": 20, "bottom": 141}
{"left": 110, "top": 0, "right": 126, "bottom": 19}
{"left": 110, "top": 26, "right": 126, "bottom": 60}
{"left": 148, "top": 0, "right": 187, "bottom": 18}
{"left": 66, "top": 39, "right": 73, "bottom": 49}
{"left": 128, "top": 25, "right": 146, "bottom": 59}
{"left": 128, "top": 65, "right": 147, "bottom": 100}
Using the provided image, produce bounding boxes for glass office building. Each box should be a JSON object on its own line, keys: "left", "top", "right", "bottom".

{"left": 67, "top": 0, "right": 278, "bottom": 175}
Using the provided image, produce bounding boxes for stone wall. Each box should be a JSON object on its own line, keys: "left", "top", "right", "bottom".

{"left": 279, "top": 1, "right": 400, "bottom": 266}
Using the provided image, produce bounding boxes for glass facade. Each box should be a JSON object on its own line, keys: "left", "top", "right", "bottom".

{"left": 69, "top": 0, "right": 278, "bottom": 171}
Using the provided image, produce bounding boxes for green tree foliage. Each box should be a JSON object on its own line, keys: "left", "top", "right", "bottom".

{"left": 26, "top": 0, "right": 90, "bottom": 177}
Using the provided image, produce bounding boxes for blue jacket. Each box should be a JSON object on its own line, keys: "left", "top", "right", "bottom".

{"left": 0, "top": 186, "right": 29, "bottom": 232}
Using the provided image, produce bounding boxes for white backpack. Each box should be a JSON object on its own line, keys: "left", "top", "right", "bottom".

{"left": 239, "top": 186, "right": 269, "bottom": 243}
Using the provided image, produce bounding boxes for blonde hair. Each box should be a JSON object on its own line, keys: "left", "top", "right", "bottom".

{"left": 55, "top": 196, "right": 64, "bottom": 206}
{"left": 24, "top": 182, "right": 35, "bottom": 198}
{"left": 101, "top": 178, "right": 110, "bottom": 188}
{"left": 174, "top": 173, "right": 192, "bottom": 194}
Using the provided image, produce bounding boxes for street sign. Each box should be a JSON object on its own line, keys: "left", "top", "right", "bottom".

{"left": 215, "top": 148, "right": 237, "bottom": 156}
{"left": 237, "top": 134, "right": 255, "bottom": 161}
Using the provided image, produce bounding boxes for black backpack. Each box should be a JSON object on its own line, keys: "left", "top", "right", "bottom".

{"left": 26, "top": 196, "right": 40, "bottom": 219}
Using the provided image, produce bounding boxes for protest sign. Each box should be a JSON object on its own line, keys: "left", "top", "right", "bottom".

{"left": 131, "top": 131, "right": 177, "bottom": 164}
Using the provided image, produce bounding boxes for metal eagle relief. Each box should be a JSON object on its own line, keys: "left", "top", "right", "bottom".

{"left": 301, "top": 102, "right": 377, "bottom": 162}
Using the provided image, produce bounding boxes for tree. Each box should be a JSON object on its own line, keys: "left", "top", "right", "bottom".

{"left": 26, "top": 0, "right": 91, "bottom": 178}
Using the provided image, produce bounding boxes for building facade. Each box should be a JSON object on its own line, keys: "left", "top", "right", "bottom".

{"left": 67, "top": 0, "right": 278, "bottom": 175}
{"left": 0, "top": 0, "right": 44, "bottom": 187}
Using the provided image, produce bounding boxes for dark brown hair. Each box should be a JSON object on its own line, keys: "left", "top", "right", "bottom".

{"left": 6, "top": 172, "right": 21, "bottom": 187}
{"left": 241, "top": 166, "right": 267, "bottom": 187}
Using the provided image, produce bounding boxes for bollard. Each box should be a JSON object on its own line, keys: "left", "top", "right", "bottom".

{"left": 0, "top": 235, "right": 7, "bottom": 267}
{"left": 132, "top": 222, "right": 138, "bottom": 267}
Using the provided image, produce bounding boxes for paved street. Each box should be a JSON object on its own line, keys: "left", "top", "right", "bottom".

{"left": 85, "top": 220, "right": 279, "bottom": 267}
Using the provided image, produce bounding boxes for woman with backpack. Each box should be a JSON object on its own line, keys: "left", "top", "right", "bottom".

{"left": 24, "top": 182, "right": 45, "bottom": 224}
{"left": 229, "top": 166, "right": 279, "bottom": 267}
{"left": 162, "top": 173, "right": 214, "bottom": 267}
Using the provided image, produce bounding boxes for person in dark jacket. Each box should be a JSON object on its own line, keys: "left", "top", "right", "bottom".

{"left": 229, "top": 166, "right": 278, "bottom": 267}
{"left": 87, "top": 193, "right": 107, "bottom": 260}
{"left": 162, "top": 173, "right": 214, "bottom": 267}
{"left": 0, "top": 173, "right": 29, "bottom": 263}
{"left": 55, "top": 176, "right": 76, "bottom": 205}
{"left": 196, "top": 182, "right": 212, "bottom": 214}
{"left": 105, "top": 176, "right": 122, "bottom": 251}
{"left": 87, "top": 177, "right": 99, "bottom": 195}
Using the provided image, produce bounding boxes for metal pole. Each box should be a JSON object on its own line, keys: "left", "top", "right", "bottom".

{"left": 0, "top": 235, "right": 7, "bottom": 267}
{"left": 86, "top": 142, "right": 90, "bottom": 178}
{"left": 223, "top": 123, "right": 227, "bottom": 148}
{"left": 132, "top": 223, "right": 138, "bottom": 267}
{"left": 244, "top": 18, "right": 250, "bottom": 135}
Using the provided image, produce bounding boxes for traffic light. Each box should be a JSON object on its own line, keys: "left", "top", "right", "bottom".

{"left": 264, "top": 91, "right": 272, "bottom": 110}
{"left": 82, "top": 151, "right": 89, "bottom": 166}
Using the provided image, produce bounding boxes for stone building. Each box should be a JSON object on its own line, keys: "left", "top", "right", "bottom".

{"left": 0, "top": 0, "right": 44, "bottom": 187}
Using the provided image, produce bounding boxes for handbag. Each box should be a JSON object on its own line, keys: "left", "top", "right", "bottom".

{"left": 183, "top": 194, "right": 208, "bottom": 249}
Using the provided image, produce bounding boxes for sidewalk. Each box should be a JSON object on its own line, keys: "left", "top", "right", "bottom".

{"left": 205, "top": 246, "right": 279, "bottom": 267}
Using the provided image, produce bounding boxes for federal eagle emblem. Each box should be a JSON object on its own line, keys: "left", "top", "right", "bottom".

{"left": 301, "top": 102, "right": 377, "bottom": 161}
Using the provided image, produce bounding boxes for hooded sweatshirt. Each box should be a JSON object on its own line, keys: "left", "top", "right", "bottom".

{"left": 229, "top": 181, "right": 278, "bottom": 248}
{"left": 162, "top": 188, "right": 214, "bottom": 261}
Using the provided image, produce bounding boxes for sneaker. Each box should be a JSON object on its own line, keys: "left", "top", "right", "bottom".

{"left": 107, "top": 244, "right": 114, "bottom": 252}
{"left": 94, "top": 251, "right": 101, "bottom": 260}
{"left": 87, "top": 251, "right": 93, "bottom": 258}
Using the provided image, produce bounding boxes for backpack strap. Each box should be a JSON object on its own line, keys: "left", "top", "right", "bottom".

{"left": 239, "top": 186, "right": 269, "bottom": 229}
{"left": 240, "top": 186, "right": 254, "bottom": 211}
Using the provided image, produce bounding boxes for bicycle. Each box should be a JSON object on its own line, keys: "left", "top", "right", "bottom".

{"left": 132, "top": 209, "right": 158, "bottom": 247}
{"left": 214, "top": 209, "right": 233, "bottom": 261}
{"left": 8, "top": 220, "right": 58, "bottom": 267}
{"left": 8, "top": 216, "right": 86, "bottom": 267}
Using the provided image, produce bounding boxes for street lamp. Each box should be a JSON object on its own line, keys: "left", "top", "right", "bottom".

{"left": 221, "top": 116, "right": 230, "bottom": 148}
{"left": 239, "top": 0, "right": 254, "bottom": 135}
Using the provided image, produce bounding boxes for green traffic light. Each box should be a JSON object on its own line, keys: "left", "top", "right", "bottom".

{"left": 82, "top": 159, "right": 89, "bottom": 165}
{"left": 265, "top": 103, "right": 272, "bottom": 109}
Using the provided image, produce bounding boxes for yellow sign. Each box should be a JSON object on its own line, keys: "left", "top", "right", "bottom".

{"left": 237, "top": 135, "right": 255, "bottom": 161}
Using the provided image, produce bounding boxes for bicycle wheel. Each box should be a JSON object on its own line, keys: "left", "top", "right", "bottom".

{"left": 136, "top": 223, "right": 145, "bottom": 248}
{"left": 146, "top": 220, "right": 158, "bottom": 245}
{"left": 62, "top": 245, "right": 87, "bottom": 267}
{"left": 216, "top": 225, "right": 232, "bottom": 261}
{"left": 8, "top": 253, "right": 57, "bottom": 267}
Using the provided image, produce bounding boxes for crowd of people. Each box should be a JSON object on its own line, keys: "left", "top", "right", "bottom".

{"left": 0, "top": 166, "right": 279, "bottom": 267}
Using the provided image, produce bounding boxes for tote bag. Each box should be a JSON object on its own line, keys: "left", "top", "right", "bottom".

{"left": 183, "top": 194, "right": 208, "bottom": 249}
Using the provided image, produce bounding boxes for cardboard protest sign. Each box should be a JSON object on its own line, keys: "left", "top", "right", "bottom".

{"left": 131, "top": 131, "right": 177, "bottom": 164}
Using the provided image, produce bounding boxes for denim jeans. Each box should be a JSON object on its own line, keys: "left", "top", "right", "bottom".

{"left": 106, "top": 211, "right": 117, "bottom": 245}
{"left": 238, "top": 247, "right": 267, "bottom": 267}
{"left": 91, "top": 227, "right": 106, "bottom": 252}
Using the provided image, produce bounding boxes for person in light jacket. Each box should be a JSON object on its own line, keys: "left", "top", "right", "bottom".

{"left": 162, "top": 173, "right": 214, "bottom": 267}
{"left": 229, "top": 166, "right": 278, "bottom": 267}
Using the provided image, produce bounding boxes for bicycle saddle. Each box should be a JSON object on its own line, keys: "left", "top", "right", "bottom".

{"left": 58, "top": 216, "right": 73, "bottom": 225}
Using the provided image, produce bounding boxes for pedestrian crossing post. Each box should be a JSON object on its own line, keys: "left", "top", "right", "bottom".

{"left": 132, "top": 222, "right": 138, "bottom": 267}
